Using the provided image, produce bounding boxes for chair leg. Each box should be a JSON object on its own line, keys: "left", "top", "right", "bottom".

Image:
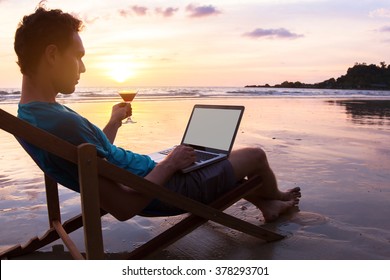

{"left": 52, "top": 221, "right": 84, "bottom": 260}
{"left": 0, "top": 211, "right": 108, "bottom": 259}
{"left": 77, "top": 143, "right": 104, "bottom": 260}
{"left": 0, "top": 143, "right": 105, "bottom": 260}
{"left": 44, "top": 174, "right": 61, "bottom": 226}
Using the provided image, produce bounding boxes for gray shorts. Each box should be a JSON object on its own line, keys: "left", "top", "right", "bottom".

{"left": 141, "top": 160, "right": 238, "bottom": 216}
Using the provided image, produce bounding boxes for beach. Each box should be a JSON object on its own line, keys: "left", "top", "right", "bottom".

{"left": 1, "top": 97, "right": 390, "bottom": 260}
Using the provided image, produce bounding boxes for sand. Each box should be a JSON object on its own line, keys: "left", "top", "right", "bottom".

{"left": 1, "top": 97, "right": 390, "bottom": 260}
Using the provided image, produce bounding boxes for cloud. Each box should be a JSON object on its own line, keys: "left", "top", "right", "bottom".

{"left": 131, "top": 5, "right": 148, "bottom": 16}
{"left": 117, "top": 4, "right": 220, "bottom": 19}
{"left": 155, "top": 7, "right": 179, "bottom": 18}
{"left": 369, "top": 8, "right": 390, "bottom": 18}
{"left": 119, "top": 5, "right": 148, "bottom": 17}
{"left": 118, "top": 9, "right": 130, "bottom": 17}
{"left": 379, "top": 26, "right": 390, "bottom": 32}
{"left": 79, "top": 14, "right": 100, "bottom": 25}
{"left": 119, "top": 5, "right": 180, "bottom": 18}
{"left": 243, "top": 28, "right": 304, "bottom": 39}
{"left": 186, "top": 4, "right": 221, "bottom": 18}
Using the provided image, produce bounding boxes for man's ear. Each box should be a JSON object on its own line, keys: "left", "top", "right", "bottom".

{"left": 44, "top": 44, "right": 59, "bottom": 66}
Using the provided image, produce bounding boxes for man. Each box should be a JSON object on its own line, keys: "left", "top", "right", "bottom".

{"left": 15, "top": 6, "right": 300, "bottom": 222}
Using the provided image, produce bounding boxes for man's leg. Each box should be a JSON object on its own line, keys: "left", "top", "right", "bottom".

{"left": 228, "top": 147, "right": 281, "bottom": 199}
{"left": 228, "top": 147, "right": 301, "bottom": 222}
{"left": 98, "top": 177, "right": 152, "bottom": 221}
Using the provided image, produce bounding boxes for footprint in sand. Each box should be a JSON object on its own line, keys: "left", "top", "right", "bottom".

{"left": 275, "top": 211, "right": 329, "bottom": 238}
{"left": 289, "top": 211, "right": 328, "bottom": 226}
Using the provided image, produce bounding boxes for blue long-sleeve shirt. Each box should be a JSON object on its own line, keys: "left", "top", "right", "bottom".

{"left": 18, "top": 102, "right": 156, "bottom": 192}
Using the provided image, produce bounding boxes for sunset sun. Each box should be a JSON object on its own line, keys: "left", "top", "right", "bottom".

{"left": 106, "top": 61, "right": 136, "bottom": 83}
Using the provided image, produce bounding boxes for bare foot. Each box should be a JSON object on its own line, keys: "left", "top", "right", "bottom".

{"left": 258, "top": 198, "right": 299, "bottom": 222}
{"left": 255, "top": 186, "right": 301, "bottom": 201}
{"left": 245, "top": 186, "right": 302, "bottom": 222}
{"left": 278, "top": 187, "right": 301, "bottom": 201}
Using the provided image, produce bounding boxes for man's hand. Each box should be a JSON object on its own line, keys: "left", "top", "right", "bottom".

{"left": 103, "top": 103, "right": 131, "bottom": 143}
{"left": 145, "top": 145, "right": 196, "bottom": 186}
{"left": 110, "top": 102, "right": 131, "bottom": 124}
{"left": 163, "top": 145, "right": 196, "bottom": 171}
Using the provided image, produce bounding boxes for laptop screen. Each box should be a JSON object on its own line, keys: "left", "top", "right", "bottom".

{"left": 181, "top": 105, "right": 244, "bottom": 153}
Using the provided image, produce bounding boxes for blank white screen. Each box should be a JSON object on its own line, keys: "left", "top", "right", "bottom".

{"left": 182, "top": 107, "right": 242, "bottom": 151}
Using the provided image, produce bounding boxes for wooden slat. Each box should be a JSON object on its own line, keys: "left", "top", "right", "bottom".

{"left": 0, "top": 244, "right": 23, "bottom": 259}
{"left": 0, "top": 210, "right": 108, "bottom": 259}
{"left": 44, "top": 174, "right": 61, "bottom": 226}
{"left": 52, "top": 221, "right": 84, "bottom": 260}
{"left": 77, "top": 144, "right": 104, "bottom": 260}
{"left": 0, "top": 109, "right": 77, "bottom": 163}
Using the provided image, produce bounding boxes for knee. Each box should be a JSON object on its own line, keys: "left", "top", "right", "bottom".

{"left": 104, "top": 201, "right": 143, "bottom": 222}
{"left": 111, "top": 211, "right": 134, "bottom": 222}
{"left": 229, "top": 147, "right": 269, "bottom": 179}
{"left": 250, "top": 147, "right": 268, "bottom": 165}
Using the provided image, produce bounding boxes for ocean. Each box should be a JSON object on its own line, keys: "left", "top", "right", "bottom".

{"left": 1, "top": 87, "right": 390, "bottom": 104}
{"left": 1, "top": 88, "right": 390, "bottom": 260}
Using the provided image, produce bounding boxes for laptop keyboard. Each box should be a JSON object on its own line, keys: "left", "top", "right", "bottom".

{"left": 159, "top": 148, "right": 174, "bottom": 155}
{"left": 159, "top": 148, "right": 218, "bottom": 163}
{"left": 195, "top": 151, "right": 217, "bottom": 162}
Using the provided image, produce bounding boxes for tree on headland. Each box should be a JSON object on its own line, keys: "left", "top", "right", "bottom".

{"left": 246, "top": 62, "right": 390, "bottom": 90}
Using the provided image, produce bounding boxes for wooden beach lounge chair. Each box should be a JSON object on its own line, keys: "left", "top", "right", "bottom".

{"left": 0, "top": 108, "right": 284, "bottom": 260}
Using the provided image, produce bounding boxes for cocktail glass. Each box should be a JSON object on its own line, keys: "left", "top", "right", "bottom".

{"left": 118, "top": 90, "right": 138, "bottom": 124}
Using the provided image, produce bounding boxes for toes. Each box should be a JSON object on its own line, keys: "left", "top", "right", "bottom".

{"left": 289, "top": 187, "right": 301, "bottom": 194}
{"left": 280, "top": 187, "right": 302, "bottom": 201}
{"left": 289, "top": 187, "right": 301, "bottom": 192}
{"left": 288, "top": 187, "right": 301, "bottom": 198}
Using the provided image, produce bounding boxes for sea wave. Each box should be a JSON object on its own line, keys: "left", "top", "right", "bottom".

{"left": 0, "top": 90, "right": 21, "bottom": 103}
{"left": 1, "top": 87, "right": 390, "bottom": 104}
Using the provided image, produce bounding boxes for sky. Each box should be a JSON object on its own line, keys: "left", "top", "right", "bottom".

{"left": 0, "top": 0, "right": 389, "bottom": 87}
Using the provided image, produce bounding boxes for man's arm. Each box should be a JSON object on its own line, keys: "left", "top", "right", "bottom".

{"left": 144, "top": 145, "right": 196, "bottom": 186}
{"left": 103, "top": 103, "right": 130, "bottom": 143}
{"left": 103, "top": 119, "right": 121, "bottom": 144}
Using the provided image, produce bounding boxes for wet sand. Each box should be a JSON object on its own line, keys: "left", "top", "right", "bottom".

{"left": 1, "top": 97, "right": 390, "bottom": 259}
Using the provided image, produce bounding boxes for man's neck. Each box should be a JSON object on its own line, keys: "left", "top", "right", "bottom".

{"left": 20, "top": 75, "right": 57, "bottom": 104}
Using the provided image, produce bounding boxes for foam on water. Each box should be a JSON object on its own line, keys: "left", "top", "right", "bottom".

{"left": 2, "top": 87, "right": 390, "bottom": 104}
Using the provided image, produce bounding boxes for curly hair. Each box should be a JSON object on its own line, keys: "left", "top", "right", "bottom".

{"left": 14, "top": 6, "right": 84, "bottom": 76}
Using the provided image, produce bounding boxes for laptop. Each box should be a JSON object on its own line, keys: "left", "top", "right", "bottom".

{"left": 148, "top": 104, "right": 245, "bottom": 173}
